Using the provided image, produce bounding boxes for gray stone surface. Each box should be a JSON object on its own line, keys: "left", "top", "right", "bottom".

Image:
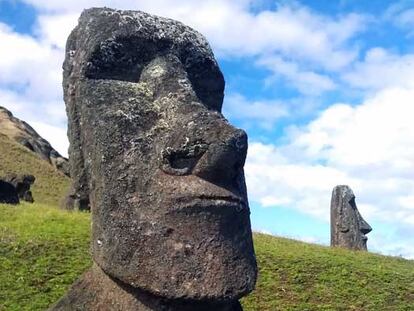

{"left": 0, "top": 179, "right": 19, "bottom": 204}
{"left": 0, "top": 106, "right": 70, "bottom": 176}
{"left": 51, "top": 264, "right": 243, "bottom": 311}
{"left": 330, "top": 185, "right": 372, "bottom": 250}
{"left": 54, "top": 7, "right": 257, "bottom": 310}
{"left": 2, "top": 173, "right": 35, "bottom": 203}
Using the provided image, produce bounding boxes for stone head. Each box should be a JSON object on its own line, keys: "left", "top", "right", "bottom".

{"left": 63, "top": 8, "right": 257, "bottom": 301}
{"left": 330, "top": 185, "right": 372, "bottom": 250}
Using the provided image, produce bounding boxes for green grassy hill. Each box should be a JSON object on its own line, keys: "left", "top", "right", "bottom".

{"left": 0, "top": 134, "right": 70, "bottom": 206}
{"left": 1, "top": 135, "right": 413, "bottom": 311}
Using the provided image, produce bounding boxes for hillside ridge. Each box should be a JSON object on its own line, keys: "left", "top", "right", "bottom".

{"left": 0, "top": 106, "right": 69, "bottom": 176}
{"left": 0, "top": 133, "right": 70, "bottom": 205}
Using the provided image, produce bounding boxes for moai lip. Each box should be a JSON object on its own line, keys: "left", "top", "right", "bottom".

{"left": 330, "top": 185, "right": 372, "bottom": 251}
{"left": 52, "top": 7, "right": 257, "bottom": 310}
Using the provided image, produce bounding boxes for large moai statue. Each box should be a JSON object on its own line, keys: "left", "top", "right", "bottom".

{"left": 330, "top": 185, "right": 372, "bottom": 251}
{"left": 51, "top": 7, "right": 257, "bottom": 310}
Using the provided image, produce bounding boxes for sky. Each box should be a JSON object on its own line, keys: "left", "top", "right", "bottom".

{"left": 1, "top": 0, "right": 414, "bottom": 258}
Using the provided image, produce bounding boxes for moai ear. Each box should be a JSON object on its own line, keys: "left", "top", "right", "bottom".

{"left": 339, "top": 219, "right": 350, "bottom": 233}
{"left": 338, "top": 198, "right": 350, "bottom": 233}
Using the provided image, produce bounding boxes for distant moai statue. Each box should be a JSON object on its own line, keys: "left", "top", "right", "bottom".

{"left": 331, "top": 185, "right": 372, "bottom": 250}
{"left": 50, "top": 7, "right": 257, "bottom": 311}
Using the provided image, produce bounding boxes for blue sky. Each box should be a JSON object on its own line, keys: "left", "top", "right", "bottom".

{"left": 1, "top": 0, "right": 414, "bottom": 258}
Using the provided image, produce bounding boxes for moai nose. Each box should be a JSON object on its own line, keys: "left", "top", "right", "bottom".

{"left": 192, "top": 128, "right": 248, "bottom": 186}
{"left": 359, "top": 217, "right": 372, "bottom": 234}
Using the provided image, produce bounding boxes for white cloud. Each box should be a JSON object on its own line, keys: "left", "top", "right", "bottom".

{"left": 384, "top": 1, "right": 414, "bottom": 36}
{"left": 246, "top": 143, "right": 357, "bottom": 220}
{"left": 223, "top": 93, "right": 288, "bottom": 129}
{"left": 0, "top": 89, "right": 27, "bottom": 114}
{"left": 291, "top": 88, "right": 414, "bottom": 171}
{"left": 0, "top": 88, "right": 67, "bottom": 129}
{"left": 0, "top": 0, "right": 366, "bottom": 154}
{"left": 369, "top": 228, "right": 414, "bottom": 259}
{"left": 0, "top": 89, "right": 68, "bottom": 156}
{"left": 29, "top": 121, "right": 69, "bottom": 157}
{"left": 0, "top": 21, "right": 64, "bottom": 102}
{"left": 0, "top": 17, "right": 71, "bottom": 156}
{"left": 253, "top": 229, "right": 273, "bottom": 236}
{"left": 258, "top": 56, "right": 336, "bottom": 95}
{"left": 161, "top": 2, "right": 365, "bottom": 74}
{"left": 297, "top": 235, "right": 321, "bottom": 244}
{"left": 245, "top": 86, "right": 414, "bottom": 257}
{"left": 14, "top": 0, "right": 366, "bottom": 96}
{"left": 343, "top": 48, "right": 414, "bottom": 91}
{"left": 34, "top": 13, "right": 79, "bottom": 49}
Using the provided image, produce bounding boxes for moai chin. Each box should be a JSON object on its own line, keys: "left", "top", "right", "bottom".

{"left": 51, "top": 7, "right": 257, "bottom": 310}
{"left": 330, "top": 185, "right": 372, "bottom": 251}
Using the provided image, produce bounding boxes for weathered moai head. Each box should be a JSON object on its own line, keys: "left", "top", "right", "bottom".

{"left": 3, "top": 174, "right": 35, "bottom": 203}
{"left": 330, "top": 185, "right": 372, "bottom": 250}
{"left": 63, "top": 7, "right": 257, "bottom": 303}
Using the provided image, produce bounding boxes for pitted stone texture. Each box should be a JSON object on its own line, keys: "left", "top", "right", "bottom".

{"left": 330, "top": 185, "right": 372, "bottom": 251}
{"left": 49, "top": 264, "right": 243, "bottom": 311}
{"left": 2, "top": 173, "right": 35, "bottom": 203}
{"left": 55, "top": 7, "right": 257, "bottom": 309}
{"left": 0, "top": 179, "right": 19, "bottom": 204}
{"left": 0, "top": 106, "right": 69, "bottom": 177}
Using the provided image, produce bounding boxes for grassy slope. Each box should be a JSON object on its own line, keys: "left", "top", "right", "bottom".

{"left": 0, "top": 135, "right": 413, "bottom": 310}
{"left": 0, "top": 134, "right": 70, "bottom": 206}
{"left": 243, "top": 235, "right": 414, "bottom": 311}
{"left": 1, "top": 205, "right": 413, "bottom": 311}
{"left": 0, "top": 204, "right": 90, "bottom": 311}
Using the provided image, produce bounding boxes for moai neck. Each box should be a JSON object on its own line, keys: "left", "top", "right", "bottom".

{"left": 50, "top": 264, "right": 243, "bottom": 311}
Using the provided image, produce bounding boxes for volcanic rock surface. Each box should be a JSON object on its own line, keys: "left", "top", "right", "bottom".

{"left": 2, "top": 173, "right": 35, "bottom": 203}
{"left": 52, "top": 7, "right": 257, "bottom": 310}
{"left": 0, "top": 106, "right": 69, "bottom": 176}
{"left": 0, "top": 179, "right": 19, "bottom": 204}
{"left": 331, "top": 185, "right": 372, "bottom": 250}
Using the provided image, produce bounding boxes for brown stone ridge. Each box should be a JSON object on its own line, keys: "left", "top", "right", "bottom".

{"left": 49, "top": 264, "right": 242, "bottom": 311}
{"left": 0, "top": 106, "right": 70, "bottom": 176}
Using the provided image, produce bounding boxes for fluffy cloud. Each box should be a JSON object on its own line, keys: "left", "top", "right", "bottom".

{"left": 245, "top": 87, "right": 414, "bottom": 257}
{"left": 34, "top": 13, "right": 79, "bottom": 49}
{"left": 29, "top": 121, "right": 69, "bottom": 157}
{"left": 0, "top": 0, "right": 368, "bottom": 149}
{"left": 246, "top": 142, "right": 356, "bottom": 220}
{"left": 15, "top": 0, "right": 367, "bottom": 95}
{"left": 343, "top": 48, "right": 414, "bottom": 91}
{"left": 258, "top": 56, "right": 337, "bottom": 95}
{"left": 223, "top": 93, "right": 289, "bottom": 130}
{"left": 22, "top": 0, "right": 365, "bottom": 65}
{"left": 0, "top": 22, "right": 67, "bottom": 137}
{"left": 0, "top": 21, "right": 64, "bottom": 103}
{"left": 384, "top": 1, "right": 414, "bottom": 36}
{"left": 290, "top": 88, "right": 414, "bottom": 171}
{"left": 247, "top": 87, "right": 414, "bottom": 222}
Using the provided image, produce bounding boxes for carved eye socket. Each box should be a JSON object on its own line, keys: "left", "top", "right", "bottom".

{"left": 348, "top": 197, "right": 357, "bottom": 208}
{"left": 160, "top": 142, "right": 208, "bottom": 175}
{"left": 85, "top": 37, "right": 172, "bottom": 82}
{"left": 339, "top": 225, "right": 350, "bottom": 233}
